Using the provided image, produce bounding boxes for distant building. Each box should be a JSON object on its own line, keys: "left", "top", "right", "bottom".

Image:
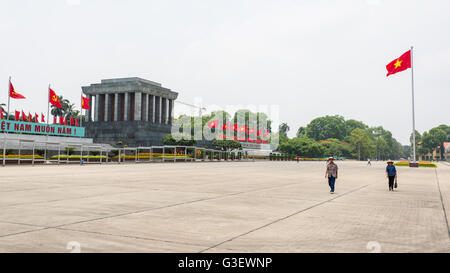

{"left": 82, "top": 77, "right": 178, "bottom": 147}
{"left": 418, "top": 142, "right": 450, "bottom": 161}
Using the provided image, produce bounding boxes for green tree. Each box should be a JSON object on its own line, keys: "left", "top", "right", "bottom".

{"left": 213, "top": 139, "right": 242, "bottom": 151}
{"left": 429, "top": 128, "right": 448, "bottom": 160}
{"left": 162, "top": 133, "right": 197, "bottom": 146}
{"left": 278, "top": 123, "right": 290, "bottom": 138}
{"left": 348, "top": 128, "right": 375, "bottom": 160}
{"left": 306, "top": 115, "right": 346, "bottom": 140}
{"left": 296, "top": 126, "right": 306, "bottom": 138}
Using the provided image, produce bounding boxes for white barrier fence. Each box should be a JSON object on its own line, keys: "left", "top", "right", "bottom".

{"left": 1, "top": 138, "right": 250, "bottom": 166}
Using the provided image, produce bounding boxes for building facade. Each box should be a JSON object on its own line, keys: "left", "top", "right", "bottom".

{"left": 418, "top": 142, "right": 450, "bottom": 161}
{"left": 82, "top": 77, "right": 178, "bottom": 146}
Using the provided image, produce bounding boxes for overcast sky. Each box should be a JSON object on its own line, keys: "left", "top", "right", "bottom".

{"left": 0, "top": 0, "right": 449, "bottom": 144}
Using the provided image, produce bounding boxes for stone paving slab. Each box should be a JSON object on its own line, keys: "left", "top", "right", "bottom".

{"left": 0, "top": 161, "right": 449, "bottom": 253}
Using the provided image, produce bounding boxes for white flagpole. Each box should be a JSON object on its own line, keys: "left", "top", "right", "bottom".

{"left": 410, "top": 46, "right": 417, "bottom": 163}
{"left": 80, "top": 92, "right": 83, "bottom": 127}
{"left": 47, "top": 84, "right": 50, "bottom": 125}
{"left": 7, "top": 77, "right": 11, "bottom": 120}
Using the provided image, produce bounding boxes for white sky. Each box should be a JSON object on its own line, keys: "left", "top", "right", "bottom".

{"left": 0, "top": 0, "right": 449, "bottom": 144}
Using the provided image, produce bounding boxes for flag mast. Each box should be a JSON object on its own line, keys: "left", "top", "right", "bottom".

{"left": 80, "top": 92, "right": 83, "bottom": 127}
{"left": 410, "top": 46, "right": 416, "bottom": 163}
{"left": 47, "top": 84, "right": 50, "bottom": 125}
{"left": 7, "top": 77, "right": 11, "bottom": 120}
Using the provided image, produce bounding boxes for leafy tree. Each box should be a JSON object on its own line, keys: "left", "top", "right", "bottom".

{"left": 348, "top": 128, "right": 375, "bottom": 160}
{"left": 319, "top": 138, "right": 351, "bottom": 158}
{"left": 296, "top": 126, "right": 306, "bottom": 138}
{"left": 279, "top": 137, "right": 324, "bottom": 157}
{"left": 162, "top": 133, "right": 197, "bottom": 146}
{"left": 344, "top": 119, "right": 368, "bottom": 136}
{"left": 306, "top": 115, "right": 346, "bottom": 140}
{"left": 213, "top": 140, "right": 242, "bottom": 151}
{"left": 278, "top": 123, "right": 290, "bottom": 138}
{"left": 429, "top": 128, "right": 448, "bottom": 159}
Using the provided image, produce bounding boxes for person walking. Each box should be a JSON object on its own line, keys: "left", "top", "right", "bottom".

{"left": 367, "top": 158, "right": 371, "bottom": 166}
{"left": 297, "top": 155, "right": 300, "bottom": 163}
{"left": 386, "top": 160, "right": 397, "bottom": 191}
{"left": 325, "top": 157, "right": 338, "bottom": 194}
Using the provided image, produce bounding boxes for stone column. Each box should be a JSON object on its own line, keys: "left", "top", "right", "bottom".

{"left": 142, "top": 93, "right": 148, "bottom": 121}
{"left": 134, "top": 92, "right": 142, "bottom": 121}
{"left": 104, "top": 94, "right": 109, "bottom": 122}
{"left": 161, "top": 98, "right": 168, "bottom": 124}
{"left": 149, "top": 95, "right": 155, "bottom": 122}
{"left": 168, "top": 99, "right": 174, "bottom": 125}
{"left": 114, "top": 93, "right": 119, "bottom": 121}
{"left": 94, "top": 94, "right": 100, "bottom": 122}
{"left": 155, "top": 96, "right": 161, "bottom": 123}
{"left": 85, "top": 94, "right": 92, "bottom": 122}
{"left": 124, "top": 92, "right": 130, "bottom": 121}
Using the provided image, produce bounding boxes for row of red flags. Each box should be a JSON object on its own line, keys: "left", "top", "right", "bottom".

{"left": 0, "top": 108, "right": 80, "bottom": 126}
{"left": 9, "top": 80, "right": 91, "bottom": 109}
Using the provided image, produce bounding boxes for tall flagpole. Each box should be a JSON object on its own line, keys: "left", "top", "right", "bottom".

{"left": 47, "top": 84, "right": 50, "bottom": 125}
{"left": 410, "top": 46, "right": 417, "bottom": 163}
{"left": 7, "top": 77, "right": 11, "bottom": 120}
{"left": 44, "top": 84, "right": 50, "bottom": 162}
{"left": 80, "top": 92, "right": 83, "bottom": 127}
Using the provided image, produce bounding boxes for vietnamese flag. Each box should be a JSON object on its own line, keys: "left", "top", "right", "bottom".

{"left": 15, "top": 111, "right": 20, "bottom": 121}
{"left": 28, "top": 113, "right": 32, "bottom": 122}
{"left": 53, "top": 116, "right": 57, "bottom": 124}
{"left": 59, "top": 116, "right": 64, "bottom": 125}
{"left": 9, "top": 80, "right": 26, "bottom": 99}
{"left": 35, "top": 113, "right": 39, "bottom": 123}
{"left": 386, "top": 50, "right": 411, "bottom": 77}
{"left": 0, "top": 108, "right": 3, "bottom": 119}
{"left": 81, "top": 96, "right": 90, "bottom": 110}
{"left": 75, "top": 118, "right": 79, "bottom": 127}
{"left": 41, "top": 113, "right": 45, "bottom": 123}
{"left": 70, "top": 117, "right": 74, "bottom": 126}
{"left": 49, "top": 88, "right": 63, "bottom": 108}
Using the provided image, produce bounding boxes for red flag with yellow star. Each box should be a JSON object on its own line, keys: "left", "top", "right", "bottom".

{"left": 386, "top": 50, "right": 411, "bottom": 77}
{"left": 49, "top": 88, "right": 62, "bottom": 108}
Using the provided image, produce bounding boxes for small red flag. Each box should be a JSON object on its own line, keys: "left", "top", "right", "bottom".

{"left": 70, "top": 117, "right": 74, "bottom": 126}
{"left": 59, "top": 116, "right": 64, "bottom": 125}
{"left": 28, "top": 113, "right": 32, "bottom": 122}
{"left": 15, "top": 111, "right": 20, "bottom": 121}
{"left": 75, "top": 118, "right": 79, "bottom": 127}
{"left": 53, "top": 116, "right": 57, "bottom": 124}
{"left": 81, "top": 96, "right": 90, "bottom": 110}
{"left": 9, "top": 80, "right": 26, "bottom": 99}
{"left": 64, "top": 117, "right": 67, "bottom": 126}
{"left": 41, "top": 113, "right": 45, "bottom": 123}
{"left": 35, "top": 113, "right": 39, "bottom": 123}
{"left": 21, "top": 111, "right": 27, "bottom": 121}
{"left": 386, "top": 50, "right": 412, "bottom": 77}
{"left": 49, "top": 88, "right": 63, "bottom": 108}
{"left": 0, "top": 108, "right": 3, "bottom": 119}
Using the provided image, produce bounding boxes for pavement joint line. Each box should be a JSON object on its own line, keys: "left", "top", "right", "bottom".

{"left": 199, "top": 183, "right": 373, "bottom": 253}
{"left": 0, "top": 220, "right": 47, "bottom": 229}
{"left": 50, "top": 181, "right": 303, "bottom": 229}
{"left": 54, "top": 227, "right": 210, "bottom": 249}
{"left": 434, "top": 168, "right": 450, "bottom": 239}
{"left": 0, "top": 227, "right": 50, "bottom": 239}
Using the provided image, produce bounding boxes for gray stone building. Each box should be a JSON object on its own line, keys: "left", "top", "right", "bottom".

{"left": 82, "top": 77, "right": 178, "bottom": 147}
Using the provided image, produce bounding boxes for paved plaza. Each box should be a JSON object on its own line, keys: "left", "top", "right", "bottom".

{"left": 0, "top": 161, "right": 449, "bottom": 253}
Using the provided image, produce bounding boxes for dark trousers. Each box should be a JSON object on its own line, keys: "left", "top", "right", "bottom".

{"left": 328, "top": 177, "right": 336, "bottom": 192}
{"left": 388, "top": 176, "right": 395, "bottom": 189}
